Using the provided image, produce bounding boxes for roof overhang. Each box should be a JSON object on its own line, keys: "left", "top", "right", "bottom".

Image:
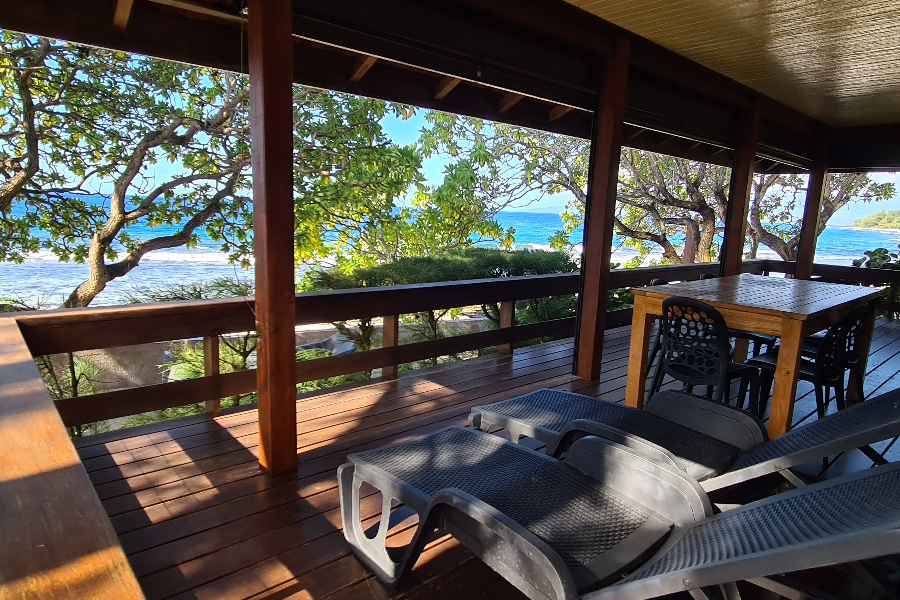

{"left": 3, "top": 0, "right": 898, "bottom": 173}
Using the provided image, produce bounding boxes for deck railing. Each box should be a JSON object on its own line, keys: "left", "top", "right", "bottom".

{"left": 10, "top": 261, "right": 730, "bottom": 428}
{"left": 10, "top": 258, "right": 900, "bottom": 429}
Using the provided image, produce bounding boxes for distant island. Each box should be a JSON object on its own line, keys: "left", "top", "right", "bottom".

{"left": 854, "top": 210, "right": 900, "bottom": 230}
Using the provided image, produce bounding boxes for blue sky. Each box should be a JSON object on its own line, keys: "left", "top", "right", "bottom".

{"left": 379, "top": 112, "right": 900, "bottom": 223}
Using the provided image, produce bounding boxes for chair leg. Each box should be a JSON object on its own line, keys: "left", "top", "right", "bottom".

{"left": 648, "top": 323, "right": 661, "bottom": 370}
{"left": 835, "top": 380, "right": 846, "bottom": 412}
{"left": 814, "top": 385, "right": 826, "bottom": 420}
{"left": 747, "top": 371, "right": 760, "bottom": 417}
{"left": 758, "top": 370, "right": 773, "bottom": 418}
{"left": 854, "top": 367, "right": 865, "bottom": 403}
{"left": 736, "top": 376, "right": 748, "bottom": 410}
{"left": 648, "top": 360, "right": 665, "bottom": 399}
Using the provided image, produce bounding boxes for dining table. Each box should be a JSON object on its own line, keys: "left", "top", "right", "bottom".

{"left": 624, "top": 273, "right": 883, "bottom": 437}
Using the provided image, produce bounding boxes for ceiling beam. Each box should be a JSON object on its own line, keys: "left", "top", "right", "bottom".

{"left": 149, "top": 0, "right": 244, "bottom": 22}
{"left": 433, "top": 76, "right": 462, "bottom": 100}
{"left": 548, "top": 104, "right": 573, "bottom": 122}
{"left": 112, "top": 0, "right": 134, "bottom": 29}
{"left": 349, "top": 54, "right": 377, "bottom": 82}
{"left": 498, "top": 92, "right": 524, "bottom": 114}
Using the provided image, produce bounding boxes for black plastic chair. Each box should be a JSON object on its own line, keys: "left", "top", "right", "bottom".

{"left": 750, "top": 303, "right": 873, "bottom": 420}
{"left": 649, "top": 296, "right": 760, "bottom": 411}
{"left": 645, "top": 278, "right": 669, "bottom": 372}
{"left": 699, "top": 272, "right": 777, "bottom": 357}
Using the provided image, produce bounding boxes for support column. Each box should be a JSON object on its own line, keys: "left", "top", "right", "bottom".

{"left": 498, "top": 301, "right": 515, "bottom": 355}
{"left": 249, "top": 0, "right": 297, "bottom": 477}
{"left": 203, "top": 334, "right": 221, "bottom": 416}
{"left": 381, "top": 314, "right": 400, "bottom": 380}
{"left": 794, "top": 141, "right": 829, "bottom": 280}
{"left": 719, "top": 103, "right": 760, "bottom": 276}
{"left": 574, "top": 37, "right": 630, "bottom": 380}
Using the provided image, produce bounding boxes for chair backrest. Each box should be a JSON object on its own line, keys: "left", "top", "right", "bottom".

{"left": 699, "top": 273, "right": 717, "bottom": 280}
{"left": 840, "top": 302, "right": 875, "bottom": 365}
{"left": 814, "top": 303, "right": 872, "bottom": 380}
{"left": 654, "top": 297, "right": 732, "bottom": 398}
{"left": 724, "top": 387, "right": 900, "bottom": 477}
{"left": 586, "top": 461, "right": 900, "bottom": 600}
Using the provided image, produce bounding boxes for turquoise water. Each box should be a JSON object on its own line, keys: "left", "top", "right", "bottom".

{"left": 494, "top": 211, "right": 896, "bottom": 265}
{"left": 0, "top": 210, "right": 895, "bottom": 306}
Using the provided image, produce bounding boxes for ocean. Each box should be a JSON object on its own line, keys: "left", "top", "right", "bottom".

{"left": 0, "top": 211, "right": 895, "bottom": 307}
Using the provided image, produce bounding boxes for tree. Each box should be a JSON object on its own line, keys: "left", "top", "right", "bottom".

{"left": 747, "top": 173, "right": 894, "bottom": 260}
{"left": 854, "top": 210, "right": 900, "bottom": 229}
{"left": 418, "top": 113, "right": 729, "bottom": 265}
{"left": 853, "top": 210, "right": 900, "bottom": 229}
{"left": 0, "top": 33, "right": 423, "bottom": 307}
{"left": 420, "top": 113, "right": 895, "bottom": 266}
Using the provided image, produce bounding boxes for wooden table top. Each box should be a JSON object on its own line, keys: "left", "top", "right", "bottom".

{"left": 632, "top": 273, "right": 883, "bottom": 320}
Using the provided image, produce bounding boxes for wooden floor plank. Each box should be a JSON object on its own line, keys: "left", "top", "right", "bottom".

{"left": 77, "top": 321, "right": 900, "bottom": 600}
{"left": 91, "top": 339, "right": 636, "bottom": 502}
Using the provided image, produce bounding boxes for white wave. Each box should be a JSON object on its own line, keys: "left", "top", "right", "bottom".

{"left": 20, "top": 248, "right": 247, "bottom": 265}
{"left": 140, "top": 251, "right": 249, "bottom": 265}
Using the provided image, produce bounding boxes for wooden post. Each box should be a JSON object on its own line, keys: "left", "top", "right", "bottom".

{"left": 248, "top": 0, "right": 297, "bottom": 477}
{"left": 203, "top": 334, "right": 221, "bottom": 416}
{"left": 382, "top": 314, "right": 400, "bottom": 380}
{"left": 574, "top": 36, "right": 630, "bottom": 380}
{"left": 794, "top": 141, "right": 829, "bottom": 280}
{"left": 719, "top": 103, "right": 760, "bottom": 276}
{"left": 498, "top": 300, "right": 515, "bottom": 354}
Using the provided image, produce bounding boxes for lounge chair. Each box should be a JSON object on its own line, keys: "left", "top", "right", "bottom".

{"left": 470, "top": 387, "right": 900, "bottom": 492}
{"left": 339, "top": 425, "right": 900, "bottom": 600}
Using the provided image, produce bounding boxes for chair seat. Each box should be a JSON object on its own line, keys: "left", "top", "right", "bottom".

{"left": 727, "top": 362, "right": 760, "bottom": 379}
{"left": 348, "top": 426, "right": 676, "bottom": 589}
{"left": 747, "top": 350, "right": 817, "bottom": 381}
{"left": 729, "top": 328, "right": 778, "bottom": 347}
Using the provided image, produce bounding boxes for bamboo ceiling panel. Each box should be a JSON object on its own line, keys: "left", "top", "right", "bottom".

{"left": 564, "top": 0, "right": 900, "bottom": 127}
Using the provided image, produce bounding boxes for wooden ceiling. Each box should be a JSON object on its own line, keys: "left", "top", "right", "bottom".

{"left": 563, "top": 0, "right": 900, "bottom": 127}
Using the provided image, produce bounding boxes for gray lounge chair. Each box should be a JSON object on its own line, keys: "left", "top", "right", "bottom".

{"left": 339, "top": 425, "right": 900, "bottom": 600}
{"left": 470, "top": 388, "right": 900, "bottom": 492}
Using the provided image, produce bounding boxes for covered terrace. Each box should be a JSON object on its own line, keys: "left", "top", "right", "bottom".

{"left": 3, "top": 0, "right": 900, "bottom": 599}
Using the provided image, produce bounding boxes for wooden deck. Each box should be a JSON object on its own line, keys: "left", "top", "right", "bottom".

{"left": 75, "top": 318, "right": 900, "bottom": 600}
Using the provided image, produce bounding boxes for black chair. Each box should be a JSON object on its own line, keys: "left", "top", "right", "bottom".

{"left": 649, "top": 296, "right": 760, "bottom": 412}
{"left": 699, "top": 272, "right": 777, "bottom": 358}
{"left": 645, "top": 278, "right": 669, "bottom": 372}
{"left": 749, "top": 303, "right": 873, "bottom": 420}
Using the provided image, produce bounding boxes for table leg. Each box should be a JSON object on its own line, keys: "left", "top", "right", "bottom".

{"left": 625, "top": 295, "right": 655, "bottom": 409}
{"left": 847, "top": 309, "right": 876, "bottom": 405}
{"left": 733, "top": 338, "right": 749, "bottom": 363}
{"left": 768, "top": 319, "right": 804, "bottom": 437}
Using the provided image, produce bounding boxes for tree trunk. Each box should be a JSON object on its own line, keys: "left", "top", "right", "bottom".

{"left": 696, "top": 213, "right": 717, "bottom": 262}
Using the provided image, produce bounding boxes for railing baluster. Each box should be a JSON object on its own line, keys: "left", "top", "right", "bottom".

{"left": 204, "top": 334, "right": 221, "bottom": 416}
{"left": 382, "top": 315, "right": 400, "bottom": 380}
{"left": 498, "top": 300, "right": 515, "bottom": 354}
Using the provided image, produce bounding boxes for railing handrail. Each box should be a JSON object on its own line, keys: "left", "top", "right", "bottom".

{"left": 13, "top": 272, "right": 580, "bottom": 355}
{"left": 0, "top": 319, "right": 145, "bottom": 599}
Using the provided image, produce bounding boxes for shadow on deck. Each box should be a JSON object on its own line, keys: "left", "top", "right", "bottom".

{"left": 74, "top": 318, "right": 900, "bottom": 600}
